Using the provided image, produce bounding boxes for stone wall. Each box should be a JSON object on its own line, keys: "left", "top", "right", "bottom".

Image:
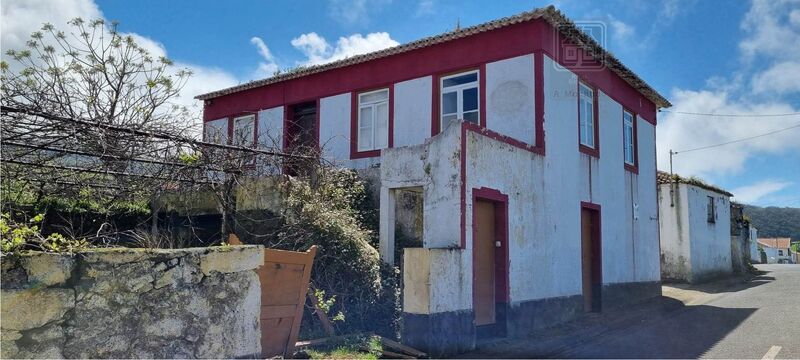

{"left": 1, "top": 246, "right": 263, "bottom": 359}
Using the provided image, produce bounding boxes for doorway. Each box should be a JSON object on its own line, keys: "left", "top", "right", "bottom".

{"left": 581, "top": 203, "right": 602, "bottom": 313}
{"left": 286, "top": 101, "right": 317, "bottom": 153}
{"left": 472, "top": 188, "right": 509, "bottom": 338}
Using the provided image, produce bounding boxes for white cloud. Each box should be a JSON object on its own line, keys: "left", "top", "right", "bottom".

{"left": 657, "top": 0, "right": 800, "bottom": 181}
{"left": 657, "top": 89, "right": 800, "bottom": 177}
{"left": 250, "top": 37, "right": 280, "bottom": 78}
{"left": 328, "top": 0, "right": 392, "bottom": 25}
{"left": 415, "top": 0, "right": 435, "bottom": 17}
{"left": 752, "top": 61, "right": 800, "bottom": 94}
{"left": 731, "top": 180, "right": 793, "bottom": 204}
{"left": 290, "top": 32, "right": 399, "bottom": 66}
{"left": 1, "top": 0, "right": 239, "bottom": 119}
{"left": 608, "top": 16, "right": 634, "bottom": 42}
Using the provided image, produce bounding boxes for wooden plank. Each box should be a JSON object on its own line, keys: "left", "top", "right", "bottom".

{"left": 377, "top": 336, "right": 428, "bottom": 358}
{"left": 283, "top": 245, "right": 317, "bottom": 357}
{"left": 265, "top": 248, "right": 317, "bottom": 265}
{"left": 262, "top": 304, "right": 297, "bottom": 319}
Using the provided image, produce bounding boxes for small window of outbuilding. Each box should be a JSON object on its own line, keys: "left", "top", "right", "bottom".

{"left": 707, "top": 196, "right": 716, "bottom": 223}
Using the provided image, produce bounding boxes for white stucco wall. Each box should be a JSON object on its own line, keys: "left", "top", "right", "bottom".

{"left": 658, "top": 183, "right": 693, "bottom": 280}
{"left": 394, "top": 76, "right": 432, "bottom": 148}
{"left": 485, "top": 54, "right": 535, "bottom": 145}
{"left": 257, "top": 106, "right": 284, "bottom": 150}
{"left": 762, "top": 246, "right": 792, "bottom": 263}
{"left": 749, "top": 227, "right": 759, "bottom": 263}
{"left": 687, "top": 186, "right": 732, "bottom": 281}
{"left": 634, "top": 118, "right": 661, "bottom": 282}
{"left": 658, "top": 183, "right": 732, "bottom": 282}
{"left": 319, "top": 93, "right": 352, "bottom": 165}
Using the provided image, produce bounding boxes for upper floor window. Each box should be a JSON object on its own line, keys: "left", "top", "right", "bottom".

{"left": 707, "top": 196, "right": 716, "bottom": 223}
{"left": 623, "top": 110, "right": 635, "bottom": 166}
{"left": 579, "top": 83, "right": 596, "bottom": 149}
{"left": 357, "top": 89, "right": 390, "bottom": 152}
{"left": 233, "top": 115, "right": 256, "bottom": 147}
{"left": 204, "top": 118, "right": 228, "bottom": 145}
{"left": 441, "top": 70, "right": 479, "bottom": 129}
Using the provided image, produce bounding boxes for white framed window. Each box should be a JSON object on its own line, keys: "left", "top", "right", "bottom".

{"left": 204, "top": 118, "right": 228, "bottom": 145}
{"left": 357, "top": 89, "right": 390, "bottom": 152}
{"left": 623, "top": 110, "right": 635, "bottom": 165}
{"left": 233, "top": 115, "right": 255, "bottom": 147}
{"left": 579, "top": 83, "right": 595, "bottom": 148}
{"left": 440, "top": 70, "right": 479, "bottom": 129}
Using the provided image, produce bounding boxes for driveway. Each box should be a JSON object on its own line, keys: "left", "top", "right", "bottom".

{"left": 461, "top": 264, "right": 800, "bottom": 359}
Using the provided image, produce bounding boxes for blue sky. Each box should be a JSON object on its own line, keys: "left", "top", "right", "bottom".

{"left": 3, "top": 0, "right": 799, "bottom": 206}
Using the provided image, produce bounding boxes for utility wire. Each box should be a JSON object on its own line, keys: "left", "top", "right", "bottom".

{"left": 660, "top": 109, "right": 800, "bottom": 117}
{"left": 673, "top": 122, "right": 800, "bottom": 154}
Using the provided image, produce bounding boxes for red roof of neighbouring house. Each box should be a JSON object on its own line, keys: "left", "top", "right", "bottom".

{"left": 195, "top": 6, "right": 671, "bottom": 108}
{"left": 757, "top": 238, "right": 791, "bottom": 249}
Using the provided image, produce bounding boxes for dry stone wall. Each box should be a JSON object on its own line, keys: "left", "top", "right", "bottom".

{"left": 1, "top": 246, "right": 263, "bottom": 359}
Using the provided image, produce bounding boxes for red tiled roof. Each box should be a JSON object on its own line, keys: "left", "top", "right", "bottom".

{"left": 656, "top": 171, "right": 733, "bottom": 197}
{"left": 196, "top": 6, "right": 671, "bottom": 108}
{"left": 757, "top": 238, "right": 791, "bottom": 249}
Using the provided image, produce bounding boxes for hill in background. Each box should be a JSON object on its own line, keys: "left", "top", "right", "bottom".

{"left": 743, "top": 205, "right": 800, "bottom": 243}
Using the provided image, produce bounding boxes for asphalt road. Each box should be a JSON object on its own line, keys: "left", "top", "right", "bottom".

{"left": 464, "top": 264, "right": 800, "bottom": 359}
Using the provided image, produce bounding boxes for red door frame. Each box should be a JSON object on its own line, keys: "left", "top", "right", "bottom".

{"left": 472, "top": 187, "right": 510, "bottom": 309}
{"left": 580, "top": 201, "right": 602, "bottom": 312}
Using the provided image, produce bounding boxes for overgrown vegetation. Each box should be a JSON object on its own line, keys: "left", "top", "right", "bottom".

{"left": 299, "top": 334, "right": 383, "bottom": 360}
{"left": 0, "top": 212, "right": 90, "bottom": 254}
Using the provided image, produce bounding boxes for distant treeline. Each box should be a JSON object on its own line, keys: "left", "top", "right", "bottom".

{"left": 743, "top": 205, "right": 800, "bottom": 243}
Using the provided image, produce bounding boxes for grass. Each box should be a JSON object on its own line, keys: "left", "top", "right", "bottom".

{"left": 301, "top": 335, "right": 382, "bottom": 359}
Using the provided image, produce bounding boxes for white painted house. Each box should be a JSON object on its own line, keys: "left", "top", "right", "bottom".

{"left": 758, "top": 238, "right": 793, "bottom": 264}
{"left": 657, "top": 172, "right": 733, "bottom": 283}
{"left": 748, "top": 226, "right": 760, "bottom": 263}
{"left": 197, "top": 7, "right": 671, "bottom": 355}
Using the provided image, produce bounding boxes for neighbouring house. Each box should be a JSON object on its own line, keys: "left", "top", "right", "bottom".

{"left": 748, "top": 226, "right": 760, "bottom": 263}
{"left": 730, "top": 203, "right": 756, "bottom": 273}
{"left": 196, "top": 6, "right": 671, "bottom": 355}
{"left": 757, "top": 237, "right": 793, "bottom": 264}
{"left": 657, "top": 172, "right": 733, "bottom": 283}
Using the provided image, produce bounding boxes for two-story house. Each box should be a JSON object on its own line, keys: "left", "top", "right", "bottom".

{"left": 196, "top": 6, "right": 671, "bottom": 355}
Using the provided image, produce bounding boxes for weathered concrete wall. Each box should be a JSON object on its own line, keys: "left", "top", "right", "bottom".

{"left": 658, "top": 183, "right": 732, "bottom": 283}
{"left": 658, "top": 183, "right": 692, "bottom": 281}
{"left": 749, "top": 226, "right": 760, "bottom": 263}
{"left": 687, "top": 186, "right": 732, "bottom": 282}
{"left": 1, "top": 246, "right": 263, "bottom": 359}
{"left": 394, "top": 76, "right": 432, "bottom": 147}
{"left": 485, "top": 54, "right": 535, "bottom": 145}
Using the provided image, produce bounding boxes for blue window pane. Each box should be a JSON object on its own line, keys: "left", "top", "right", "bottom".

{"left": 463, "top": 111, "right": 479, "bottom": 124}
{"left": 443, "top": 72, "right": 478, "bottom": 87}
{"left": 463, "top": 87, "right": 478, "bottom": 111}
{"left": 442, "top": 91, "right": 457, "bottom": 114}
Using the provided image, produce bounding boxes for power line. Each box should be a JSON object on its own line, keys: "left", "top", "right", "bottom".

{"left": 660, "top": 109, "right": 800, "bottom": 117}
{"left": 673, "top": 122, "right": 800, "bottom": 154}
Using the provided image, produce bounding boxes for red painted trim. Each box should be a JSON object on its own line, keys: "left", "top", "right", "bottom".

{"left": 623, "top": 108, "right": 639, "bottom": 174}
{"left": 577, "top": 80, "right": 600, "bottom": 158}
{"left": 431, "top": 67, "right": 485, "bottom": 136}
{"left": 479, "top": 64, "right": 487, "bottom": 129}
{"left": 533, "top": 51, "right": 546, "bottom": 155}
{"left": 350, "top": 85, "right": 395, "bottom": 159}
{"left": 458, "top": 121, "right": 544, "bottom": 249}
{"left": 472, "top": 187, "right": 510, "bottom": 303}
{"left": 581, "top": 201, "right": 601, "bottom": 211}
{"left": 203, "top": 19, "right": 658, "bottom": 126}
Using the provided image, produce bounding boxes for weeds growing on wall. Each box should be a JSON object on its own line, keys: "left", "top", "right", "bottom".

{"left": 234, "top": 168, "right": 401, "bottom": 339}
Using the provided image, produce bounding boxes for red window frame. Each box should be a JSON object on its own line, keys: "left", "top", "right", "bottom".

{"left": 623, "top": 108, "right": 638, "bottom": 174}
{"left": 431, "top": 65, "right": 487, "bottom": 136}
{"left": 350, "top": 85, "right": 394, "bottom": 159}
{"left": 577, "top": 80, "right": 600, "bottom": 158}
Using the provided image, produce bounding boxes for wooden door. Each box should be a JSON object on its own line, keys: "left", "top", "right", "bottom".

{"left": 581, "top": 208, "right": 601, "bottom": 312}
{"left": 260, "top": 246, "right": 317, "bottom": 357}
{"left": 474, "top": 200, "right": 496, "bottom": 326}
